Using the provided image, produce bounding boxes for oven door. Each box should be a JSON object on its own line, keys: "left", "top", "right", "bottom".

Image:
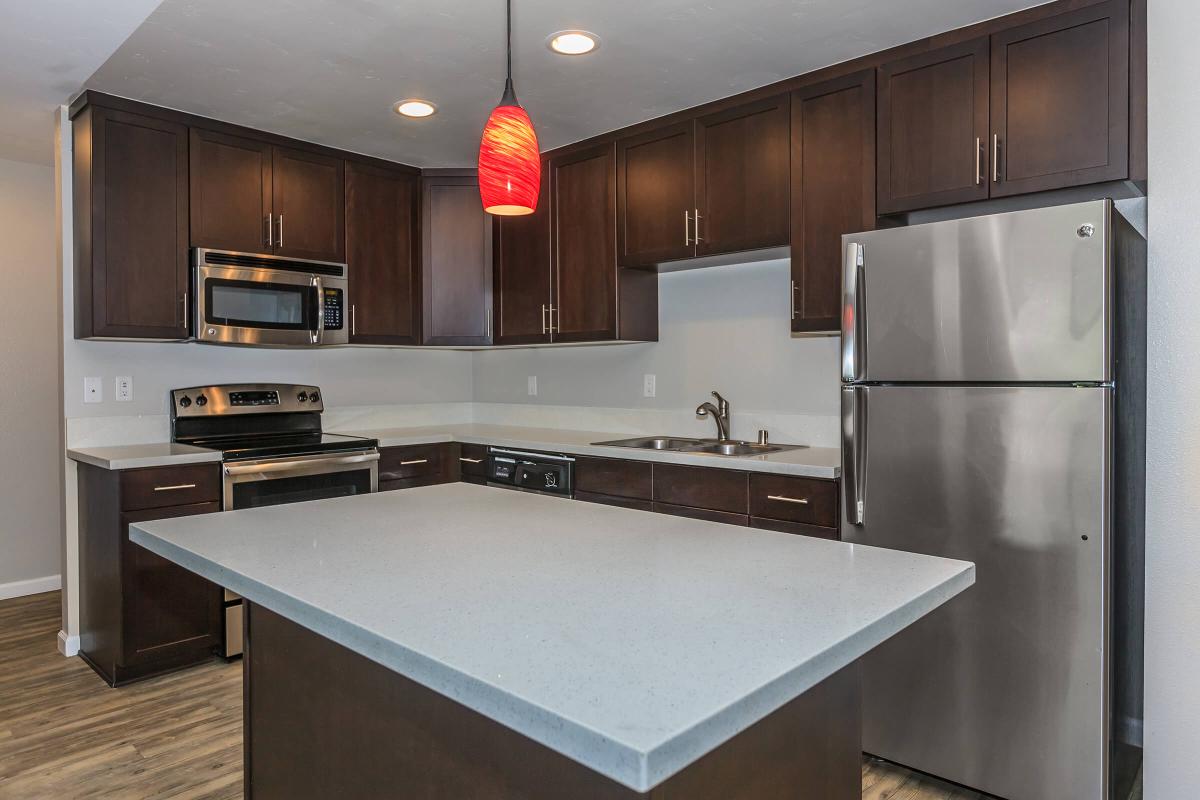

{"left": 222, "top": 451, "right": 379, "bottom": 510}
{"left": 196, "top": 264, "right": 345, "bottom": 346}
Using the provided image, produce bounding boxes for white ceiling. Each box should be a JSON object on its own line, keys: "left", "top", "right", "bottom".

{"left": 0, "top": 0, "right": 163, "bottom": 164}
{"left": 20, "top": 0, "right": 1051, "bottom": 169}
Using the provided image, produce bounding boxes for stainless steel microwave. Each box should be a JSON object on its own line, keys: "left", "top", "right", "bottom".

{"left": 193, "top": 248, "right": 348, "bottom": 346}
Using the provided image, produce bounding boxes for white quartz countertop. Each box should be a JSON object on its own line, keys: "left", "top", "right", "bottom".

{"left": 66, "top": 442, "right": 221, "bottom": 470}
{"left": 67, "top": 422, "right": 841, "bottom": 477}
{"left": 130, "top": 484, "right": 972, "bottom": 791}
{"left": 341, "top": 423, "right": 842, "bottom": 478}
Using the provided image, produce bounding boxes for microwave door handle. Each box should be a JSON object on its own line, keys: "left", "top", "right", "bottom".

{"left": 312, "top": 276, "right": 324, "bottom": 345}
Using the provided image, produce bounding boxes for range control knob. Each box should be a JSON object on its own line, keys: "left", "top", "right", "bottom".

{"left": 297, "top": 391, "right": 308, "bottom": 403}
{"left": 308, "top": 391, "right": 320, "bottom": 403}
{"left": 178, "top": 396, "right": 192, "bottom": 408}
{"left": 195, "top": 394, "right": 208, "bottom": 407}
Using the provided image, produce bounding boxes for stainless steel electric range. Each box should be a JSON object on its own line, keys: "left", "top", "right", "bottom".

{"left": 171, "top": 383, "right": 378, "bottom": 656}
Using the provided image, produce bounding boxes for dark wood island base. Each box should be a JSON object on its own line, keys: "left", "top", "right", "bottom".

{"left": 244, "top": 602, "right": 862, "bottom": 799}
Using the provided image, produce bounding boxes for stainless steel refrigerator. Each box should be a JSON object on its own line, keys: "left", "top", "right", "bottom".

{"left": 840, "top": 199, "right": 1145, "bottom": 800}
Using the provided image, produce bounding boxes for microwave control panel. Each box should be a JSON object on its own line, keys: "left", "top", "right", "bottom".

{"left": 323, "top": 288, "right": 344, "bottom": 331}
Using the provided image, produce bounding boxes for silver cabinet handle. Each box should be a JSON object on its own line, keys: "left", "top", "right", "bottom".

{"left": 541, "top": 304, "right": 548, "bottom": 335}
{"left": 277, "top": 213, "right": 284, "bottom": 247}
{"left": 693, "top": 208, "right": 703, "bottom": 243}
{"left": 767, "top": 495, "right": 809, "bottom": 505}
{"left": 486, "top": 308, "right": 492, "bottom": 339}
{"left": 266, "top": 213, "right": 273, "bottom": 247}
{"left": 684, "top": 210, "right": 691, "bottom": 246}
{"left": 181, "top": 290, "right": 189, "bottom": 331}
{"left": 154, "top": 483, "right": 196, "bottom": 492}
{"left": 549, "top": 304, "right": 558, "bottom": 334}
{"left": 992, "top": 134, "right": 1000, "bottom": 183}
{"left": 351, "top": 304, "right": 357, "bottom": 337}
{"left": 975, "top": 137, "right": 982, "bottom": 185}
{"left": 459, "top": 457, "right": 484, "bottom": 464}
{"left": 790, "top": 280, "right": 796, "bottom": 321}
{"left": 400, "top": 459, "right": 429, "bottom": 466}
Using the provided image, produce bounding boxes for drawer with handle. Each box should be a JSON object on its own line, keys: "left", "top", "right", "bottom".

{"left": 749, "top": 473, "right": 838, "bottom": 529}
{"left": 457, "top": 443, "right": 488, "bottom": 479}
{"left": 379, "top": 443, "right": 450, "bottom": 487}
{"left": 119, "top": 463, "right": 222, "bottom": 511}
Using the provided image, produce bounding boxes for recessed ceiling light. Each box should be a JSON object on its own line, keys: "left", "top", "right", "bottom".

{"left": 394, "top": 99, "right": 437, "bottom": 118}
{"left": 547, "top": 30, "right": 599, "bottom": 56}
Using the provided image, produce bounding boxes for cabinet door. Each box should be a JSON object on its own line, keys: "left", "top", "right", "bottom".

{"left": 552, "top": 143, "right": 618, "bottom": 343}
{"left": 791, "top": 71, "right": 876, "bottom": 334}
{"left": 494, "top": 163, "right": 552, "bottom": 345}
{"left": 121, "top": 502, "right": 221, "bottom": 666}
{"left": 189, "top": 127, "right": 273, "bottom": 253}
{"left": 346, "top": 160, "right": 419, "bottom": 344}
{"left": 421, "top": 175, "right": 493, "bottom": 345}
{"left": 694, "top": 95, "right": 791, "bottom": 257}
{"left": 272, "top": 146, "right": 345, "bottom": 262}
{"left": 877, "top": 38, "right": 990, "bottom": 214}
{"left": 616, "top": 121, "right": 695, "bottom": 267}
{"left": 989, "top": 0, "right": 1129, "bottom": 197}
{"left": 77, "top": 106, "right": 190, "bottom": 339}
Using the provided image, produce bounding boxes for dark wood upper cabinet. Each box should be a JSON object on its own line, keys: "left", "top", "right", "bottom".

{"left": 272, "top": 146, "right": 345, "bottom": 262}
{"left": 989, "top": 0, "right": 1129, "bottom": 197}
{"left": 616, "top": 122, "right": 695, "bottom": 267}
{"left": 551, "top": 144, "right": 619, "bottom": 342}
{"left": 421, "top": 174, "right": 493, "bottom": 346}
{"left": 877, "top": 37, "right": 991, "bottom": 214}
{"left": 791, "top": 71, "right": 876, "bottom": 335}
{"left": 189, "top": 127, "right": 273, "bottom": 254}
{"left": 494, "top": 163, "right": 552, "bottom": 345}
{"left": 73, "top": 105, "right": 190, "bottom": 340}
{"left": 346, "top": 160, "right": 419, "bottom": 345}
{"left": 191, "top": 131, "right": 344, "bottom": 261}
{"left": 694, "top": 95, "right": 791, "bottom": 257}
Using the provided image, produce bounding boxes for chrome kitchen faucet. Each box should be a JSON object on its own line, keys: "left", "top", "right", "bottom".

{"left": 696, "top": 391, "right": 731, "bottom": 442}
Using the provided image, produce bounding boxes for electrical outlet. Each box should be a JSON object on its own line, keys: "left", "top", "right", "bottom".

{"left": 83, "top": 377, "right": 103, "bottom": 404}
{"left": 115, "top": 376, "right": 133, "bottom": 402}
{"left": 643, "top": 374, "right": 656, "bottom": 398}
{"left": 527, "top": 376, "right": 538, "bottom": 396}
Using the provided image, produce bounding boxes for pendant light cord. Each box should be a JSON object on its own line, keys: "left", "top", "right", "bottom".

{"left": 500, "top": 0, "right": 517, "bottom": 105}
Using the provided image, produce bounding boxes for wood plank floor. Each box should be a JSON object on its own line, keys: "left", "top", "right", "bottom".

{"left": 0, "top": 591, "right": 1022, "bottom": 798}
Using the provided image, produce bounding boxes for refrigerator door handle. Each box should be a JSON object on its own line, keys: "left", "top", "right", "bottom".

{"left": 841, "top": 386, "right": 867, "bottom": 526}
{"left": 842, "top": 242, "right": 865, "bottom": 382}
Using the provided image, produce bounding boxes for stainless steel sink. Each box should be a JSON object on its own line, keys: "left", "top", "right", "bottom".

{"left": 591, "top": 436, "right": 807, "bottom": 457}
{"left": 591, "top": 436, "right": 705, "bottom": 450}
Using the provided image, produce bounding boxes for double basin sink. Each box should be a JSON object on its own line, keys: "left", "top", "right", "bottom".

{"left": 591, "top": 436, "right": 807, "bottom": 458}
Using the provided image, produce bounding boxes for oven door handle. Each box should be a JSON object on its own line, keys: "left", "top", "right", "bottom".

{"left": 223, "top": 451, "right": 380, "bottom": 476}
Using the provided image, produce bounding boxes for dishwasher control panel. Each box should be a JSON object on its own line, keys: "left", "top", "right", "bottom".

{"left": 486, "top": 448, "right": 574, "bottom": 497}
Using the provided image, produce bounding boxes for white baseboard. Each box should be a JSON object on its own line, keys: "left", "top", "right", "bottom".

{"left": 0, "top": 574, "right": 61, "bottom": 601}
{"left": 57, "top": 629, "right": 79, "bottom": 657}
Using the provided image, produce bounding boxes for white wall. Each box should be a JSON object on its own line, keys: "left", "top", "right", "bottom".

{"left": 473, "top": 259, "right": 842, "bottom": 444}
{"left": 0, "top": 156, "right": 63, "bottom": 597}
{"left": 1144, "top": 1, "right": 1200, "bottom": 795}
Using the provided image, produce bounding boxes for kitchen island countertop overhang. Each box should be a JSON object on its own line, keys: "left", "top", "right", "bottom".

{"left": 129, "top": 483, "right": 973, "bottom": 793}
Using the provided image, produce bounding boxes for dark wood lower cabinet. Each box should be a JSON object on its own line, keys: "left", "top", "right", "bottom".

{"left": 378, "top": 443, "right": 459, "bottom": 491}
{"left": 77, "top": 462, "right": 223, "bottom": 687}
{"left": 576, "top": 491, "right": 655, "bottom": 512}
{"left": 653, "top": 502, "right": 750, "bottom": 527}
{"left": 244, "top": 602, "right": 862, "bottom": 799}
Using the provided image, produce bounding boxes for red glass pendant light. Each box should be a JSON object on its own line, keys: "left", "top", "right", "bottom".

{"left": 478, "top": 0, "right": 540, "bottom": 215}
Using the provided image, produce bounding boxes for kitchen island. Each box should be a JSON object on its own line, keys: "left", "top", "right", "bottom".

{"left": 130, "top": 483, "right": 973, "bottom": 799}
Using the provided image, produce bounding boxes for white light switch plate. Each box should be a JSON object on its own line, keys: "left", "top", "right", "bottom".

{"left": 527, "top": 376, "right": 538, "bottom": 396}
{"left": 83, "top": 377, "right": 103, "bottom": 404}
{"left": 643, "top": 374, "right": 656, "bottom": 398}
{"left": 115, "top": 376, "right": 133, "bottom": 402}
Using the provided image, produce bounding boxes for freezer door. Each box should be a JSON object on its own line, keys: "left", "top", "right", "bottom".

{"left": 842, "top": 199, "right": 1112, "bottom": 383}
{"left": 842, "top": 385, "right": 1109, "bottom": 800}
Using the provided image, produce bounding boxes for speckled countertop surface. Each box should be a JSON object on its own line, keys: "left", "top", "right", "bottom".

{"left": 130, "top": 483, "right": 972, "bottom": 791}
